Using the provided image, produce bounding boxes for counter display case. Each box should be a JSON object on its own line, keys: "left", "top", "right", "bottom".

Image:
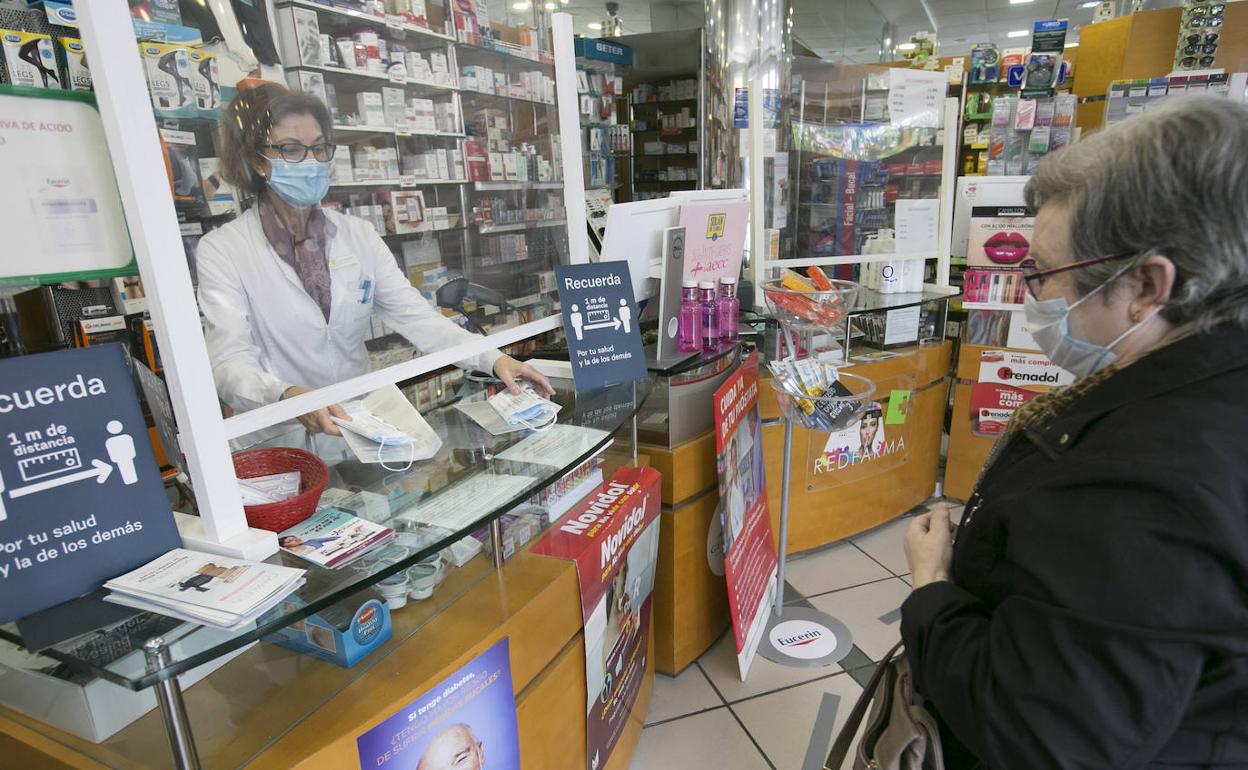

{"left": 0, "top": 375, "right": 652, "bottom": 768}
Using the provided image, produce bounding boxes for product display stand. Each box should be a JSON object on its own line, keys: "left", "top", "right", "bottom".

{"left": 757, "top": 281, "right": 871, "bottom": 668}
{"left": 145, "top": 638, "right": 200, "bottom": 770}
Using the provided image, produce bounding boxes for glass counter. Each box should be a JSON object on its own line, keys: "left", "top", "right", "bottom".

{"left": 0, "top": 374, "right": 652, "bottom": 694}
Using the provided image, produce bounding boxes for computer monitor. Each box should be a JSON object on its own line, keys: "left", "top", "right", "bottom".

{"left": 600, "top": 189, "right": 748, "bottom": 301}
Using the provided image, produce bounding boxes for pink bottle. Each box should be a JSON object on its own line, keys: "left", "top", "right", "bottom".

{"left": 699, "top": 281, "right": 719, "bottom": 351}
{"left": 718, "top": 276, "right": 739, "bottom": 343}
{"left": 678, "top": 281, "right": 701, "bottom": 352}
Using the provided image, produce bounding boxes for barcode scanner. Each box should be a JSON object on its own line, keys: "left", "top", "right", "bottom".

{"left": 18, "top": 39, "right": 58, "bottom": 87}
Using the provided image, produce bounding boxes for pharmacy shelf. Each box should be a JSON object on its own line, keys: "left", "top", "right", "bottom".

{"left": 472, "top": 181, "right": 564, "bottom": 191}
{"left": 329, "top": 179, "right": 467, "bottom": 188}
{"left": 279, "top": 0, "right": 455, "bottom": 42}
{"left": 459, "top": 89, "right": 555, "bottom": 108}
{"left": 629, "top": 98, "right": 698, "bottom": 107}
{"left": 454, "top": 40, "right": 556, "bottom": 67}
{"left": 960, "top": 301, "right": 1024, "bottom": 312}
{"left": 333, "top": 124, "right": 464, "bottom": 139}
{"left": 476, "top": 219, "right": 567, "bottom": 234}
{"left": 288, "top": 64, "right": 458, "bottom": 93}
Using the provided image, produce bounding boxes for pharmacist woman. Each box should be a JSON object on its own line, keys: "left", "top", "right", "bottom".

{"left": 197, "top": 83, "right": 551, "bottom": 438}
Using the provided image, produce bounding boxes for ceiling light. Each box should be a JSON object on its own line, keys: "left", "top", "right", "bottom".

{"left": 1009, "top": 0, "right": 1033, "bottom": 3}
{"left": 897, "top": 42, "right": 917, "bottom": 51}
{"left": 1007, "top": 29, "right": 1029, "bottom": 38}
{"left": 587, "top": 21, "right": 601, "bottom": 29}
{"left": 1065, "top": 41, "right": 1079, "bottom": 48}
{"left": 1079, "top": 1, "right": 1099, "bottom": 6}
{"left": 512, "top": 1, "right": 529, "bottom": 8}
{"left": 543, "top": 1, "right": 555, "bottom": 8}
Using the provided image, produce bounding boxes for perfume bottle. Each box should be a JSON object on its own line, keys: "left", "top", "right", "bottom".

{"left": 678, "top": 280, "right": 701, "bottom": 352}
{"left": 699, "top": 280, "right": 719, "bottom": 351}
{"left": 718, "top": 276, "right": 739, "bottom": 343}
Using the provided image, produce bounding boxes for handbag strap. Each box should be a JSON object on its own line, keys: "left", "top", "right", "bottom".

{"left": 824, "top": 640, "right": 905, "bottom": 769}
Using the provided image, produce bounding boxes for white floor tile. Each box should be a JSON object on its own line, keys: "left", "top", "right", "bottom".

{"left": 850, "top": 516, "right": 911, "bottom": 575}
{"left": 699, "top": 629, "right": 848, "bottom": 704}
{"left": 645, "top": 665, "right": 722, "bottom": 725}
{"left": 732, "top": 674, "right": 865, "bottom": 770}
{"left": 628, "top": 708, "right": 770, "bottom": 770}
{"left": 783, "top": 542, "right": 893, "bottom": 600}
{"left": 808, "top": 578, "right": 912, "bottom": 661}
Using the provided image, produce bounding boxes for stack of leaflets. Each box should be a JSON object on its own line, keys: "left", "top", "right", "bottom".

{"left": 104, "top": 550, "right": 306, "bottom": 630}
{"left": 768, "top": 356, "right": 857, "bottom": 432}
{"left": 277, "top": 509, "right": 395, "bottom": 569}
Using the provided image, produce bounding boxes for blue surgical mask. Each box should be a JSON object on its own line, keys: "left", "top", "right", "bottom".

{"left": 1024, "top": 276, "right": 1159, "bottom": 380}
{"left": 265, "top": 157, "right": 331, "bottom": 209}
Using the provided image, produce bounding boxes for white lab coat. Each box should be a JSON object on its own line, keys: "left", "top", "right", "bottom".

{"left": 196, "top": 206, "right": 501, "bottom": 417}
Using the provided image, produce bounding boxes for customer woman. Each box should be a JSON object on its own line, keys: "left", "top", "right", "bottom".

{"left": 198, "top": 83, "right": 550, "bottom": 436}
{"left": 901, "top": 96, "right": 1248, "bottom": 768}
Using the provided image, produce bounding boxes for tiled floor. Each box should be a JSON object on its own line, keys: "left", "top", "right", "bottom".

{"left": 628, "top": 499, "right": 963, "bottom": 770}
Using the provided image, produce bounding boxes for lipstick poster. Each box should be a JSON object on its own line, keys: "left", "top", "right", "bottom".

{"left": 968, "top": 206, "right": 1034, "bottom": 269}
{"left": 531, "top": 467, "right": 661, "bottom": 770}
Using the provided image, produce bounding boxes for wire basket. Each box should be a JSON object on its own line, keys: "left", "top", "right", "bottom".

{"left": 762, "top": 279, "right": 859, "bottom": 335}
{"left": 769, "top": 371, "right": 876, "bottom": 432}
{"left": 232, "top": 448, "right": 330, "bottom": 532}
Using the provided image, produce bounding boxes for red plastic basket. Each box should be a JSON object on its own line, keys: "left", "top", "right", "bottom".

{"left": 232, "top": 448, "right": 330, "bottom": 532}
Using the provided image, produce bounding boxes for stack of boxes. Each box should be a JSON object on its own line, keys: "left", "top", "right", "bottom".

{"left": 460, "top": 64, "right": 554, "bottom": 104}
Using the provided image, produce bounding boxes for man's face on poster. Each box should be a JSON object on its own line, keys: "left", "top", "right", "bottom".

{"left": 418, "top": 724, "right": 484, "bottom": 770}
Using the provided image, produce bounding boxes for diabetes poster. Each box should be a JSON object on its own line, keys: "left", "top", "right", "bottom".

{"left": 532, "top": 467, "right": 661, "bottom": 770}
{"left": 356, "top": 637, "right": 521, "bottom": 770}
{"left": 713, "top": 352, "right": 778, "bottom": 680}
{"left": 0, "top": 344, "right": 180, "bottom": 624}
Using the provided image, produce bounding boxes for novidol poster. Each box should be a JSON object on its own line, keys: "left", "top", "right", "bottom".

{"left": 531, "top": 467, "right": 661, "bottom": 770}
{"left": 713, "top": 352, "right": 778, "bottom": 680}
{"left": 356, "top": 637, "right": 520, "bottom": 770}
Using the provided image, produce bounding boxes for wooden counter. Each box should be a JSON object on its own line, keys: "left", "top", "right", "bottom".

{"left": 760, "top": 341, "right": 953, "bottom": 552}
{"left": 0, "top": 547, "right": 654, "bottom": 769}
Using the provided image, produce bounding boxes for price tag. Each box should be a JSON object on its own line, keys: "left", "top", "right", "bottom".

{"left": 395, "top": 128, "right": 413, "bottom": 137}
{"left": 400, "top": 175, "right": 417, "bottom": 188}
{"left": 388, "top": 72, "right": 406, "bottom": 85}
{"left": 385, "top": 15, "right": 406, "bottom": 35}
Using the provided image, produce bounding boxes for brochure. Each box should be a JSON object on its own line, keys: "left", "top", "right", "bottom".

{"left": 104, "top": 550, "right": 305, "bottom": 630}
{"left": 278, "top": 509, "right": 395, "bottom": 569}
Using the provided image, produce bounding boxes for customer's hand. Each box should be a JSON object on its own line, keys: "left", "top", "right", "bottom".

{"left": 282, "top": 385, "right": 349, "bottom": 436}
{"left": 493, "top": 355, "right": 555, "bottom": 397}
{"left": 904, "top": 504, "right": 954, "bottom": 589}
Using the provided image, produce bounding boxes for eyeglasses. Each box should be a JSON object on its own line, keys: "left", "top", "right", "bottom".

{"left": 1022, "top": 252, "right": 1138, "bottom": 297}
{"left": 1180, "top": 55, "right": 1217, "bottom": 68}
{"left": 262, "top": 142, "right": 336, "bottom": 163}
{"left": 1185, "top": 32, "right": 1219, "bottom": 45}
{"left": 1182, "top": 43, "right": 1218, "bottom": 56}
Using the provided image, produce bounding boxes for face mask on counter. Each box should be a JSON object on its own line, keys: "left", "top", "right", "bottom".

{"left": 264, "top": 157, "right": 331, "bottom": 209}
{"left": 488, "top": 385, "right": 559, "bottom": 432}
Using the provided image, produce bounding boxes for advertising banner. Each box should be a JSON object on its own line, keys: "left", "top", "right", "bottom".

{"left": 531, "top": 467, "right": 661, "bottom": 770}
{"left": 971, "top": 349, "right": 1073, "bottom": 436}
{"left": 677, "top": 198, "right": 749, "bottom": 286}
{"left": 356, "top": 637, "right": 520, "bottom": 770}
{"left": 554, "top": 262, "right": 647, "bottom": 392}
{"left": 0, "top": 344, "right": 180, "bottom": 624}
{"left": 713, "top": 352, "right": 778, "bottom": 680}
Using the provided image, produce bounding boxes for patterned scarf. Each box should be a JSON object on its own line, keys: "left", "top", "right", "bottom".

{"left": 977, "top": 364, "right": 1121, "bottom": 485}
{"left": 258, "top": 196, "right": 337, "bottom": 322}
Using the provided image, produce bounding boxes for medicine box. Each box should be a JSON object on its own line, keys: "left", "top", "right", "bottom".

{"left": 262, "top": 595, "right": 392, "bottom": 668}
{"left": 286, "top": 70, "right": 327, "bottom": 106}
{"left": 382, "top": 87, "right": 405, "bottom": 127}
{"left": 275, "top": 6, "right": 322, "bottom": 67}
{"left": 488, "top": 152, "right": 505, "bottom": 181}
{"left": 1, "top": 29, "right": 58, "bottom": 89}
{"left": 356, "top": 91, "right": 385, "bottom": 126}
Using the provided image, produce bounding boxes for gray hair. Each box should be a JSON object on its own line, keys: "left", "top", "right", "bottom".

{"left": 1025, "top": 96, "right": 1248, "bottom": 331}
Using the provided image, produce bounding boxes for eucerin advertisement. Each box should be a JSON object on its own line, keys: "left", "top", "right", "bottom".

{"left": 531, "top": 467, "right": 661, "bottom": 770}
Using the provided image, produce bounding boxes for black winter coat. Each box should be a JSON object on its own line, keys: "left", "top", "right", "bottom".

{"left": 901, "top": 325, "right": 1248, "bottom": 769}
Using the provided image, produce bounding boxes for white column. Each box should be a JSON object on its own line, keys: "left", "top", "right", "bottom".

{"left": 76, "top": 2, "right": 276, "bottom": 560}
{"left": 552, "top": 12, "right": 589, "bottom": 265}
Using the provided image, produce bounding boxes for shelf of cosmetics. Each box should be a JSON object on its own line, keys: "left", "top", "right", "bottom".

{"left": 1104, "top": 73, "right": 1235, "bottom": 127}
{"left": 326, "top": 135, "right": 562, "bottom": 186}
{"left": 629, "top": 79, "right": 698, "bottom": 104}
{"left": 323, "top": 188, "right": 564, "bottom": 236}
{"left": 960, "top": 93, "right": 1075, "bottom": 177}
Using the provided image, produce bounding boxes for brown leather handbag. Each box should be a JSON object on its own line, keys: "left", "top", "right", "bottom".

{"left": 825, "top": 642, "right": 945, "bottom": 770}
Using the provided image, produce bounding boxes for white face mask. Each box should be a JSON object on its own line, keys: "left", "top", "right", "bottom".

{"left": 488, "top": 386, "right": 559, "bottom": 432}
{"left": 1023, "top": 272, "right": 1160, "bottom": 379}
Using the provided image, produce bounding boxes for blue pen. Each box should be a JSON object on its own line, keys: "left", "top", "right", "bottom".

{"left": 360, "top": 278, "right": 373, "bottom": 304}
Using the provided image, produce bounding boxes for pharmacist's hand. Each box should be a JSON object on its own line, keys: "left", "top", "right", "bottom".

{"left": 904, "top": 504, "right": 954, "bottom": 590}
{"left": 282, "top": 385, "right": 349, "bottom": 436}
{"left": 493, "top": 355, "right": 555, "bottom": 397}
